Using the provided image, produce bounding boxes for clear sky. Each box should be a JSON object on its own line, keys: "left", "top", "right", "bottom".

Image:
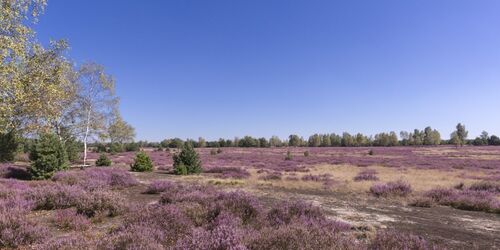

{"left": 35, "top": 0, "right": 500, "bottom": 141}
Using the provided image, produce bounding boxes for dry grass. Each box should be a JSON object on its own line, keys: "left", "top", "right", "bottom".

{"left": 194, "top": 164, "right": 495, "bottom": 195}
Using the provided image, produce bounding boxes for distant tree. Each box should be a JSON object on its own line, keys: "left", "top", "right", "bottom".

{"left": 239, "top": 136, "right": 259, "bottom": 147}
{"left": 169, "top": 138, "right": 184, "bottom": 148}
{"left": 355, "top": 133, "right": 369, "bottom": 147}
{"left": 107, "top": 113, "right": 135, "bottom": 144}
{"left": 269, "top": 136, "right": 282, "bottom": 147}
{"left": 330, "top": 133, "right": 342, "bottom": 146}
{"left": 258, "top": 137, "right": 269, "bottom": 148}
{"left": 321, "top": 134, "right": 331, "bottom": 147}
{"left": 451, "top": 123, "right": 468, "bottom": 147}
{"left": 423, "top": 127, "right": 441, "bottom": 146}
{"left": 488, "top": 135, "right": 500, "bottom": 145}
{"left": 198, "top": 137, "right": 206, "bottom": 148}
{"left": 400, "top": 131, "right": 410, "bottom": 146}
{"left": 389, "top": 131, "right": 399, "bottom": 146}
{"left": 341, "top": 132, "right": 354, "bottom": 147}
{"left": 308, "top": 134, "right": 321, "bottom": 147}
{"left": 288, "top": 134, "right": 301, "bottom": 147}
{"left": 480, "top": 131, "right": 489, "bottom": 145}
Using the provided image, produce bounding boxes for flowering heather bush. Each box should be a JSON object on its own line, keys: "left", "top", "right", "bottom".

{"left": 0, "top": 211, "right": 47, "bottom": 248}
{"left": 369, "top": 230, "right": 437, "bottom": 250}
{"left": 267, "top": 201, "right": 326, "bottom": 227}
{"left": 52, "top": 208, "right": 90, "bottom": 231}
{"left": 204, "top": 166, "right": 250, "bottom": 179}
{"left": 33, "top": 235, "right": 96, "bottom": 250}
{"left": 76, "top": 189, "right": 127, "bottom": 217}
{"left": 424, "top": 188, "right": 499, "bottom": 213}
{"left": 249, "top": 219, "right": 358, "bottom": 250}
{"left": 370, "top": 180, "right": 412, "bottom": 197}
{"left": 145, "top": 180, "right": 176, "bottom": 194}
{"left": 259, "top": 171, "right": 283, "bottom": 181}
{"left": 27, "top": 183, "right": 86, "bottom": 210}
{"left": 104, "top": 205, "right": 193, "bottom": 248}
{"left": 354, "top": 169, "right": 379, "bottom": 181}
{"left": 52, "top": 167, "right": 138, "bottom": 190}
{"left": 468, "top": 181, "right": 500, "bottom": 193}
{"left": 409, "top": 196, "right": 435, "bottom": 208}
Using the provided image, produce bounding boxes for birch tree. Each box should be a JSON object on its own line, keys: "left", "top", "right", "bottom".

{"left": 76, "top": 62, "right": 117, "bottom": 166}
{"left": 107, "top": 113, "right": 135, "bottom": 144}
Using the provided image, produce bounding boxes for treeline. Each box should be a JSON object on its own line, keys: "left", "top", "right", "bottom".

{"left": 138, "top": 124, "right": 500, "bottom": 149}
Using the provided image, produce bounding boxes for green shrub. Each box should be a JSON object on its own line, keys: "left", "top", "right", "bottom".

{"left": 29, "top": 133, "right": 69, "bottom": 180}
{"left": 124, "top": 142, "right": 140, "bottom": 152}
{"left": 285, "top": 151, "right": 292, "bottom": 161}
{"left": 210, "top": 149, "right": 217, "bottom": 155}
{"left": 368, "top": 149, "right": 374, "bottom": 156}
{"left": 217, "top": 148, "right": 223, "bottom": 154}
{"left": 109, "top": 143, "right": 124, "bottom": 154}
{"left": 173, "top": 163, "right": 188, "bottom": 175}
{"left": 64, "top": 137, "right": 81, "bottom": 163}
{"left": 130, "top": 152, "right": 153, "bottom": 172}
{"left": 173, "top": 144, "right": 202, "bottom": 175}
{"left": 0, "top": 131, "right": 18, "bottom": 162}
{"left": 95, "top": 153, "right": 112, "bottom": 167}
{"left": 303, "top": 151, "right": 309, "bottom": 157}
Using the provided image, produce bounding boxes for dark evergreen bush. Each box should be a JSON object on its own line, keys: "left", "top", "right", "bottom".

{"left": 130, "top": 152, "right": 153, "bottom": 172}
{"left": 173, "top": 144, "right": 202, "bottom": 175}
{"left": 95, "top": 153, "right": 112, "bottom": 166}
{"left": 0, "top": 131, "right": 18, "bottom": 162}
{"left": 29, "top": 133, "right": 69, "bottom": 180}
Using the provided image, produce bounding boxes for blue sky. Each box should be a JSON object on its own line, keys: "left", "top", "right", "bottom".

{"left": 36, "top": 0, "right": 500, "bottom": 141}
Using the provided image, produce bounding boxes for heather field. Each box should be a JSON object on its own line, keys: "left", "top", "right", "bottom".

{"left": 0, "top": 146, "right": 499, "bottom": 249}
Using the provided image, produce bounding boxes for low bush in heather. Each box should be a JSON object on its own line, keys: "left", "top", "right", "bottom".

{"left": 145, "top": 180, "right": 176, "bottom": 194}
{"left": 27, "top": 183, "right": 86, "bottom": 210}
{"left": 76, "top": 190, "right": 127, "bottom": 218}
{"left": 130, "top": 152, "right": 154, "bottom": 172}
{"left": 95, "top": 153, "right": 112, "bottom": 166}
{"left": 423, "top": 188, "right": 499, "bottom": 213}
{"left": 468, "top": 181, "right": 500, "bottom": 193}
{"left": 52, "top": 208, "right": 91, "bottom": 231}
{"left": 369, "top": 230, "right": 437, "bottom": 250}
{"left": 301, "top": 173, "right": 332, "bottom": 182}
{"left": 248, "top": 219, "right": 357, "bottom": 250}
{"left": 52, "top": 167, "right": 137, "bottom": 191}
{"left": 204, "top": 166, "right": 250, "bottom": 179}
{"left": 370, "top": 180, "right": 412, "bottom": 197}
{"left": 33, "top": 235, "right": 96, "bottom": 250}
{"left": 259, "top": 171, "right": 283, "bottom": 181}
{"left": 354, "top": 169, "right": 379, "bottom": 181}
{"left": 0, "top": 211, "right": 47, "bottom": 248}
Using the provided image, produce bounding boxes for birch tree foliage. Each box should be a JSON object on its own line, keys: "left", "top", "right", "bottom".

{"left": 107, "top": 113, "right": 135, "bottom": 144}
{"left": 1, "top": 0, "right": 77, "bottom": 135}
{"left": 76, "top": 62, "right": 118, "bottom": 165}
